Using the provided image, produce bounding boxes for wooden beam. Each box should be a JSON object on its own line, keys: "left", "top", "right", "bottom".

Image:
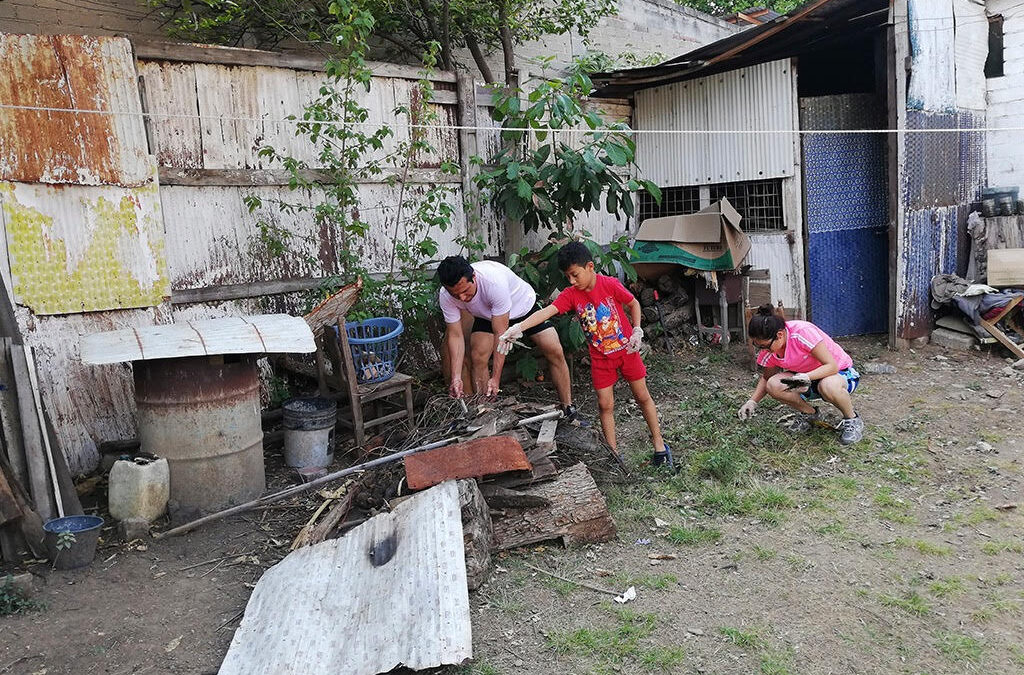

{"left": 170, "top": 278, "right": 327, "bottom": 304}
{"left": 158, "top": 167, "right": 461, "bottom": 187}
{"left": 132, "top": 40, "right": 458, "bottom": 83}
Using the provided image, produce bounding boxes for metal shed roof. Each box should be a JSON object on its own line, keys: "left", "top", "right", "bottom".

{"left": 80, "top": 314, "right": 315, "bottom": 364}
{"left": 592, "top": 0, "right": 889, "bottom": 97}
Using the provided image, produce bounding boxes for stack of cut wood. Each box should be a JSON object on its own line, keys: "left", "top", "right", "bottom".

{"left": 635, "top": 273, "right": 695, "bottom": 336}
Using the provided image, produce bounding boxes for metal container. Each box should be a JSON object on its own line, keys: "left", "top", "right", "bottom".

{"left": 134, "top": 357, "right": 265, "bottom": 515}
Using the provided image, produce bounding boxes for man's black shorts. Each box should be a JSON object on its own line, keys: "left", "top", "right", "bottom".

{"left": 471, "top": 314, "right": 554, "bottom": 336}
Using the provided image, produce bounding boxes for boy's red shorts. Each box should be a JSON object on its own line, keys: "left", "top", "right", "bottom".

{"left": 590, "top": 350, "right": 647, "bottom": 390}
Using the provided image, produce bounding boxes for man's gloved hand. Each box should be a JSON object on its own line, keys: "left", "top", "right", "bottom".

{"left": 449, "top": 376, "right": 464, "bottom": 399}
{"left": 497, "top": 323, "right": 525, "bottom": 355}
{"left": 737, "top": 398, "right": 757, "bottom": 420}
{"left": 626, "top": 327, "right": 644, "bottom": 354}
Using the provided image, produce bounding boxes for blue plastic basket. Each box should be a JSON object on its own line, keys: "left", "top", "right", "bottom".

{"left": 341, "top": 317, "right": 404, "bottom": 383}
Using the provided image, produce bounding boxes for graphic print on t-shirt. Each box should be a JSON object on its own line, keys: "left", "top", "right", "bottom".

{"left": 578, "top": 299, "right": 628, "bottom": 354}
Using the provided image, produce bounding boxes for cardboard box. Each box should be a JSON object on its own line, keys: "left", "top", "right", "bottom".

{"left": 632, "top": 198, "right": 752, "bottom": 276}
{"left": 987, "top": 248, "right": 1024, "bottom": 287}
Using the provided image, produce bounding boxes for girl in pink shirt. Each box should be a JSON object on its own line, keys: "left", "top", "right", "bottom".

{"left": 737, "top": 304, "right": 864, "bottom": 445}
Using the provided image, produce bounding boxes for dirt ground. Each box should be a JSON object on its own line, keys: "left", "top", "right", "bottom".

{"left": 2, "top": 336, "right": 1023, "bottom": 675}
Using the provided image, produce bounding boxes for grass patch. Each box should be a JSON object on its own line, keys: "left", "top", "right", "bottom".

{"left": 668, "top": 525, "right": 722, "bottom": 546}
{"left": 965, "top": 506, "right": 1000, "bottom": 525}
{"left": 784, "top": 553, "right": 810, "bottom": 572}
{"left": 697, "top": 485, "right": 794, "bottom": 524}
{"left": 859, "top": 434, "right": 931, "bottom": 485}
{"left": 457, "top": 663, "right": 501, "bottom": 675}
{"left": 936, "top": 632, "right": 983, "bottom": 663}
{"left": 752, "top": 545, "right": 776, "bottom": 561}
{"left": 928, "top": 577, "right": 966, "bottom": 598}
{"left": 873, "top": 487, "right": 916, "bottom": 524}
{"left": 879, "top": 591, "right": 931, "bottom": 616}
{"left": 613, "top": 573, "right": 678, "bottom": 591}
{"left": 893, "top": 538, "right": 953, "bottom": 556}
{"left": 548, "top": 609, "right": 685, "bottom": 672}
{"left": 971, "top": 593, "right": 1022, "bottom": 623}
{"left": 0, "top": 575, "right": 42, "bottom": 616}
{"left": 719, "top": 626, "right": 763, "bottom": 649}
{"left": 759, "top": 647, "right": 796, "bottom": 675}
{"left": 981, "top": 539, "right": 1024, "bottom": 556}
{"left": 817, "top": 476, "right": 859, "bottom": 502}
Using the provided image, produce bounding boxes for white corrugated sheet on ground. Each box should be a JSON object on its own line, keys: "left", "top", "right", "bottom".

{"left": 219, "top": 480, "right": 472, "bottom": 675}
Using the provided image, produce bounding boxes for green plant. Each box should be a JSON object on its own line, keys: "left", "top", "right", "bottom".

{"left": 719, "top": 626, "right": 763, "bottom": 649}
{"left": 0, "top": 575, "right": 43, "bottom": 616}
{"left": 928, "top": 577, "right": 965, "bottom": 598}
{"left": 936, "top": 632, "right": 983, "bottom": 663}
{"left": 667, "top": 525, "right": 722, "bottom": 546}
{"left": 981, "top": 539, "right": 1023, "bottom": 555}
{"left": 244, "top": 10, "right": 468, "bottom": 340}
{"left": 879, "top": 591, "right": 931, "bottom": 616}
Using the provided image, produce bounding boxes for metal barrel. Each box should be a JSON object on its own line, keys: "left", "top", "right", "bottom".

{"left": 134, "top": 356, "right": 265, "bottom": 516}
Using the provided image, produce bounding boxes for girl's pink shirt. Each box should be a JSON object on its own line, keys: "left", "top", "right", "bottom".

{"left": 756, "top": 320, "right": 853, "bottom": 373}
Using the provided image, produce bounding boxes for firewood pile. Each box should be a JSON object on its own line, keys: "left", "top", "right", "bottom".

{"left": 289, "top": 395, "right": 622, "bottom": 590}
{"left": 634, "top": 272, "right": 697, "bottom": 338}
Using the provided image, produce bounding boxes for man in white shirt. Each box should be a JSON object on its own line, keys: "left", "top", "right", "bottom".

{"left": 439, "top": 256, "right": 577, "bottom": 419}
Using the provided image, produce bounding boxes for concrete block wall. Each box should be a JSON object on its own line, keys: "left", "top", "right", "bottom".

{"left": 0, "top": 0, "right": 170, "bottom": 39}
{"left": 1, "top": 0, "right": 737, "bottom": 84}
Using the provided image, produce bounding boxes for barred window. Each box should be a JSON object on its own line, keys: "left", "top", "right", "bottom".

{"left": 638, "top": 179, "right": 785, "bottom": 233}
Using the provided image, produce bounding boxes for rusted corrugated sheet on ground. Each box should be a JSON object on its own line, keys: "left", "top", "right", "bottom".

{"left": 18, "top": 305, "right": 169, "bottom": 475}
{"left": 404, "top": 436, "right": 530, "bottom": 490}
{"left": 0, "top": 169, "right": 170, "bottom": 314}
{"left": 0, "top": 33, "right": 150, "bottom": 186}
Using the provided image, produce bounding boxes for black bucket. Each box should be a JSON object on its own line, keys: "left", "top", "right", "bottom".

{"left": 43, "top": 515, "right": 104, "bottom": 570}
{"left": 282, "top": 397, "right": 337, "bottom": 468}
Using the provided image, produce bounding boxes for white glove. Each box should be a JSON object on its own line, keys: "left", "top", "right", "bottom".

{"left": 626, "top": 327, "right": 644, "bottom": 354}
{"left": 737, "top": 398, "right": 757, "bottom": 420}
{"left": 784, "top": 372, "right": 811, "bottom": 391}
{"left": 497, "top": 323, "right": 525, "bottom": 355}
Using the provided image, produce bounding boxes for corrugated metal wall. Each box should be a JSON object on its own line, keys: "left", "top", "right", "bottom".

{"left": 0, "top": 33, "right": 489, "bottom": 473}
{"left": 896, "top": 0, "right": 987, "bottom": 339}
{"left": 634, "top": 59, "right": 798, "bottom": 187}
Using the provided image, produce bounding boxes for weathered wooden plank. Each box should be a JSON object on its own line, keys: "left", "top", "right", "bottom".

{"left": 491, "top": 462, "right": 616, "bottom": 551}
{"left": 170, "top": 279, "right": 329, "bottom": 305}
{"left": 80, "top": 314, "right": 315, "bottom": 364}
{"left": 302, "top": 280, "right": 361, "bottom": 336}
{"left": 10, "top": 344, "right": 52, "bottom": 521}
{"left": 987, "top": 248, "right": 1024, "bottom": 286}
{"left": 157, "top": 167, "right": 461, "bottom": 186}
{"left": 0, "top": 338, "right": 27, "bottom": 491}
{"left": 134, "top": 40, "right": 458, "bottom": 83}
{"left": 219, "top": 480, "right": 472, "bottom": 674}
{"left": 458, "top": 479, "right": 493, "bottom": 591}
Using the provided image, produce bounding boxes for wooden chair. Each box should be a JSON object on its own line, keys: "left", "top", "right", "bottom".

{"left": 303, "top": 280, "right": 415, "bottom": 447}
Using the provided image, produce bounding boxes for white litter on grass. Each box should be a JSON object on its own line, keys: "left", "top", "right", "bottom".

{"left": 614, "top": 586, "right": 637, "bottom": 604}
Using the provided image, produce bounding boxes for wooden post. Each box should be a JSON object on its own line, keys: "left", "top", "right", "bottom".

{"left": 0, "top": 338, "right": 27, "bottom": 490}
{"left": 457, "top": 73, "right": 483, "bottom": 244}
{"left": 10, "top": 345, "right": 52, "bottom": 521}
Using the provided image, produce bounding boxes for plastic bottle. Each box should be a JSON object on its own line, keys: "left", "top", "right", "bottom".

{"left": 108, "top": 457, "right": 170, "bottom": 523}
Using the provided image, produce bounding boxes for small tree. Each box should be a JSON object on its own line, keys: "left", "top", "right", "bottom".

{"left": 472, "top": 68, "right": 661, "bottom": 376}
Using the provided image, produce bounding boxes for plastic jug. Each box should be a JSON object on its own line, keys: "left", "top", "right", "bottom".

{"left": 108, "top": 457, "right": 170, "bottom": 523}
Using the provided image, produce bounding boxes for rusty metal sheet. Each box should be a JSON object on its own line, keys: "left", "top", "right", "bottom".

{"left": 0, "top": 34, "right": 150, "bottom": 186}
{"left": 405, "top": 436, "right": 529, "bottom": 490}
{"left": 0, "top": 170, "right": 170, "bottom": 314}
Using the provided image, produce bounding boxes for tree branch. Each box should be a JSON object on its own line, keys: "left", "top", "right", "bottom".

{"left": 462, "top": 25, "right": 496, "bottom": 84}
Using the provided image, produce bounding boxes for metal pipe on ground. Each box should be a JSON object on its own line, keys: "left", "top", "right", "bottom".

{"left": 155, "top": 436, "right": 461, "bottom": 539}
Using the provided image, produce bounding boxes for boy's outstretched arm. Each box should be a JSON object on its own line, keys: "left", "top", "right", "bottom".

{"left": 497, "top": 304, "right": 561, "bottom": 354}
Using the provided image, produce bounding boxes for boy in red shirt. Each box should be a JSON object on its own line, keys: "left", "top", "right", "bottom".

{"left": 498, "top": 242, "right": 673, "bottom": 469}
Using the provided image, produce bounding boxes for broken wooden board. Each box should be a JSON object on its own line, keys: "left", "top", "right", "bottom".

{"left": 491, "top": 462, "right": 616, "bottom": 551}
{"left": 458, "top": 479, "right": 493, "bottom": 591}
{"left": 219, "top": 480, "right": 472, "bottom": 675}
{"left": 404, "top": 436, "right": 530, "bottom": 490}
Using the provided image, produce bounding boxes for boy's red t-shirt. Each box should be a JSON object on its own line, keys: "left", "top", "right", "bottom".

{"left": 552, "top": 274, "right": 635, "bottom": 359}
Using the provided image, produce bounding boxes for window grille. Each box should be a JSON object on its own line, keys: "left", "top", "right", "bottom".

{"left": 638, "top": 179, "right": 785, "bottom": 233}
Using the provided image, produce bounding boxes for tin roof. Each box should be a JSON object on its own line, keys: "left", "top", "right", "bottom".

{"left": 80, "top": 314, "right": 315, "bottom": 364}
{"left": 592, "top": 0, "right": 889, "bottom": 97}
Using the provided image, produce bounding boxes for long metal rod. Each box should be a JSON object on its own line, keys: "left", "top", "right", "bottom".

{"left": 155, "top": 436, "right": 460, "bottom": 539}
{"left": 516, "top": 409, "right": 564, "bottom": 426}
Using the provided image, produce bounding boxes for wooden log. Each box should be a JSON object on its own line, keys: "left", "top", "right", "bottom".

{"left": 0, "top": 461, "right": 22, "bottom": 526}
{"left": 457, "top": 479, "right": 493, "bottom": 591}
{"left": 0, "top": 338, "right": 27, "bottom": 490}
{"left": 291, "top": 479, "right": 363, "bottom": 550}
{"left": 490, "top": 463, "right": 616, "bottom": 552}
{"left": 478, "top": 484, "right": 551, "bottom": 509}
{"left": 10, "top": 345, "right": 52, "bottom": 521}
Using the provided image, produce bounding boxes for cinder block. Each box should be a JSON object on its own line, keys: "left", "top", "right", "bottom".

{"left": 930, "top": 327, "right": 978, "bottom": 351}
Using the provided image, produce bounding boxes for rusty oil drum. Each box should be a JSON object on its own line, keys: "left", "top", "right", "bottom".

{"left": 134, "top": 356, "right": 265, "bottom": 515}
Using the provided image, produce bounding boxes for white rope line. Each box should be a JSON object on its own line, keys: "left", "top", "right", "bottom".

{"left": 0, "top": 102, "right": 1017, "bottom": 135}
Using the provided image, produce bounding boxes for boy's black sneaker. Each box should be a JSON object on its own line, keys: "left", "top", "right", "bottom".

{"left": 651, "top": 443, "right": 676, "bottom": 473}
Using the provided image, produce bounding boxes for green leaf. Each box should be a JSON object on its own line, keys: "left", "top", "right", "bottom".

{"left": 515, "top": 354, "right": 539, "bottom": 381}
{"left": 604, "top": 143, "right": 628, "bottom": 166}
{"left": 517, "top": 179, "right": 533, "bottom": 200}
{"left": 568, "top": 320, "right": 587, "bottom": 350}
